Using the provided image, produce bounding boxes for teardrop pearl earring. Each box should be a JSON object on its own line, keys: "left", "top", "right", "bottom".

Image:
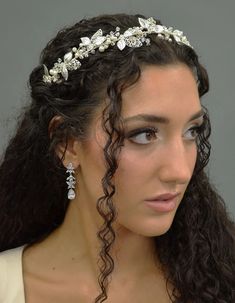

{"left": 66, "top": 162, "right": 76, "bottom": 200}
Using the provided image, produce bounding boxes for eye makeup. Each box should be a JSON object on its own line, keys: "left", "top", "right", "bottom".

{"left": 124, "top": 119, "right": 205, "bottom": 145}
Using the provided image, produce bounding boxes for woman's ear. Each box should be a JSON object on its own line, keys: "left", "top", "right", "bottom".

{"left": 48, "top": 115, "right": 80, "bottom": 168}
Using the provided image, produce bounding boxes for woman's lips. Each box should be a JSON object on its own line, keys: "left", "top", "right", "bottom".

{"left": 145, "top": 193, "right": 179, "bottom": 212}
{"left": 146, "top": 192, "right": 179, "bottom": 201}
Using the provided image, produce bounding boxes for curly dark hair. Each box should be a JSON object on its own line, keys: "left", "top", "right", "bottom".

{"left": 0, "top": 13, "right": 234, "bottom": 303}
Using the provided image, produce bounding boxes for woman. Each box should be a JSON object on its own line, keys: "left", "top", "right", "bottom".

{"left": 0, "top": 13, "right": 234, "bottom": 303}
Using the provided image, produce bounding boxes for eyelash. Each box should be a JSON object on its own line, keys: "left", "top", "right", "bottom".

{"left": 126, "top": 123, "right": 205, "bottom": 145}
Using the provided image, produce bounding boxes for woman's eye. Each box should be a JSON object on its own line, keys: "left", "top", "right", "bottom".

{"left": 185, "top": 124, "right": 204, "bottom": 141}
{"left": 127, "top": 127, "right": 159, "bottom": 145}
{"left": 126, "top": 123, "right": 205, "bottom": 145}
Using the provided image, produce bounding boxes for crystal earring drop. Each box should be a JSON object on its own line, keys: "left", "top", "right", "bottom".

{"left": 66, "top": 162, "right": 76, "bottom": 200}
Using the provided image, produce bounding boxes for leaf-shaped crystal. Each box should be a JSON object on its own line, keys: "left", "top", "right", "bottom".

{"left": 117, "top": 39, "right": 126, "bottom": 50}
{"left": 43, "top": 64, "right": 49, "bottom": 76}
{"left": 81, "top": 37, "right": 91, "bottom": 46}
{"left": 138, "top": 18, "right": 150, "bottom": 29}
{"left": 64, "top": 52, "right": 73, "bottom": 62}
{"left": 174, "top": 35, "right": 181, "bottom": 43}
{"left": 131, "top": 28, "right": 141, "bottom": 35}
{"left": 91, "top": 29, "right": 103, "bottom": 40}
{"left": 61, "top": 64, "right": 68, "bottom": 80}
{"left": 147, "top": 17, "right": 156, "bottom": 25}
{"left": 123, "top": 30, "right": 133, "bottom": 37}
{"left": 173, "top": 30, "right": 183, "bottom": 37}
{"left": 94, "top": 36, "right": 106, "bottom": 46}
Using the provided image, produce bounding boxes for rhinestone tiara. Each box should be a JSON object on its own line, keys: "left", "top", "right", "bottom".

{"left": 43, "top": 17, "right": 193, "bottom": 84}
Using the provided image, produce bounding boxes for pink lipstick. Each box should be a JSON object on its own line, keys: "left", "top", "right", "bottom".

{"left": 145, "top": 192, "right": 179, "bottom": 212}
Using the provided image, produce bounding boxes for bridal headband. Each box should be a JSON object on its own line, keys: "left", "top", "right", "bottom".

{"left": 43, "top": 17, "right": 193, "bottom": 84}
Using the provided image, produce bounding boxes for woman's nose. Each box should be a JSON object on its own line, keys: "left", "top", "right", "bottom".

{"left": 158, "top": 139, "right": 196, "bottom": 185}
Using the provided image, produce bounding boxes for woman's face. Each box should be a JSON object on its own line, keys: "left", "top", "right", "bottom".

{"left": 76, "top": 63, "right": 204, "bottom": 237}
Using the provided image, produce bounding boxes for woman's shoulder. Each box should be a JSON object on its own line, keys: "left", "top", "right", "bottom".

{"left": 0, "top": 245, "right": 26, "bottom": 303}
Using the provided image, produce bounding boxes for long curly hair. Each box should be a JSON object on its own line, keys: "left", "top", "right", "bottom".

{"left": 0, "top": 13, "right": 234, "bottom": 303}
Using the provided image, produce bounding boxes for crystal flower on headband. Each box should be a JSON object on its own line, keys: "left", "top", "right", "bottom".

{"left": 43, "top": 17, "right": 192, "bottom": 84}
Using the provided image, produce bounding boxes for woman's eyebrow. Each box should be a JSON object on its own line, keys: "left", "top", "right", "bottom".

{"left": 123, "top": 109, "right": 205, "bottom": 124}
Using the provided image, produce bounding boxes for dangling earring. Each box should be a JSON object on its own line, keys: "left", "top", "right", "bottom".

{"left": 66, "top": 162, "right": 76, "bottom": 200}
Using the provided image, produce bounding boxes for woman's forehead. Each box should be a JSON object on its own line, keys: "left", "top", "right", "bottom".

{"left": 120, "top": 64, "right": 200, "bottom": 116}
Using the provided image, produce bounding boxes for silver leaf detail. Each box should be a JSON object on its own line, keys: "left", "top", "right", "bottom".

{"left": 138, "top": 18, "right": 150, "bottom": 29}
{"left": 147, "top": 17, "right": 156, "bottom": 25}
{"left": 174, "top": 35, "right": 181, "bottom": 43}
{"left": 80, "top": 37, "right": 91, "bottom": 45}
{"left": 123, "top": 30, "right": 132, "bottom": 37}
{"left": 43, "top": 64, "right": 49, "bottom": 76}
{"left": 64, "top": 52, "right": 73, "bottom": 62}
{"left": 61, "top": 64, "right": 68, "bottom": 80}
{"left": 91, "top": 29, "right": 103, "bottom": 40}
{"left": 173, "top": 30, "right": 183, "bottom": 36}
{"left": 117, "top": 39, "right": 126, "bottom": 50}
{"left": 94, "top": 36, "right": 106, "bottom": 45}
